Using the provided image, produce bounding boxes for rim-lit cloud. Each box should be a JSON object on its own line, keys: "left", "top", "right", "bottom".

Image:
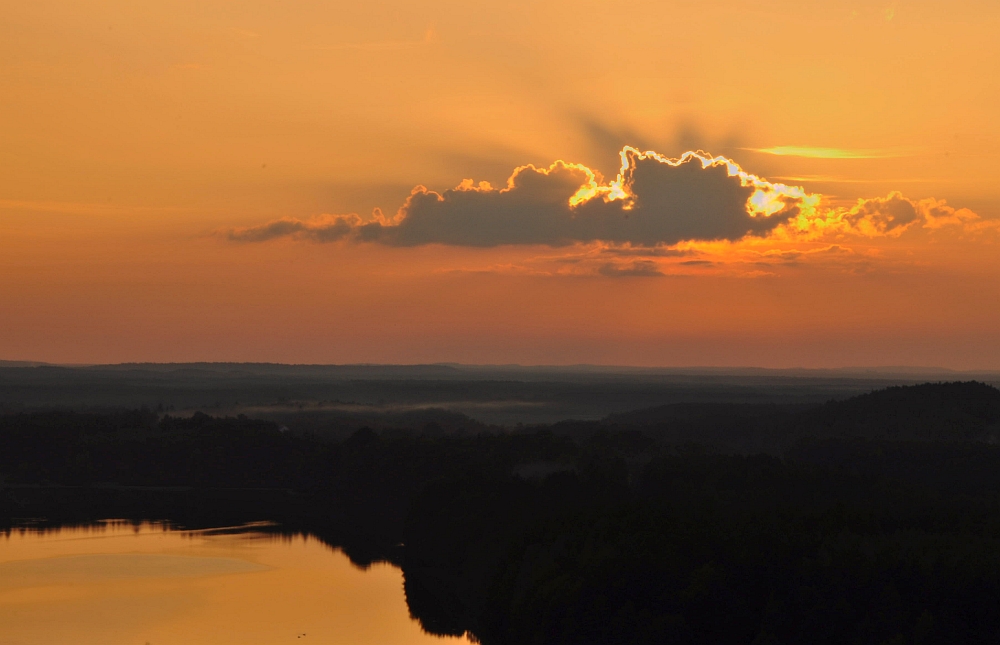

{"left": 226, "top": 147, "right": 990, "bottom": 253}
{"left": 228, "top": 147, "right": 808, "bottom": 248}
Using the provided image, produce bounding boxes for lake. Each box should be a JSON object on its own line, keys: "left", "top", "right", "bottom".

{"left": 0, "top": 521, "right": 472, "bottom": 645}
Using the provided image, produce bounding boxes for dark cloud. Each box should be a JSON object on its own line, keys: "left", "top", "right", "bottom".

{"left": 226, "top": 148, "right": 801, "bottom": 248}
{"left": 599, "top": 246, "right": 695, "bottom": 257}
{"left": 227, "top": 215, "right": 358, "bottom": 243}
{"left": 844, "top": 192, "right": 921, "bottom": 234}
{"left": 597, "top": 260, "right": 665, "bottom": 278}
{"left": 226, "top": 146, "right": 988, "bottom": 251}
{"left": 227, "top": 218, "right": 307, "bottom": 242}
{"left": 566, "top": 151, "right": 794, "bottom": 246}
{"left": 361, "top": 161, "right": 592, "bottom": 247}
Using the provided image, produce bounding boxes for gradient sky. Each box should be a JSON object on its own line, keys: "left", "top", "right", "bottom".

{"left": 2, "top": 0, "right": 999, "bottom": 368}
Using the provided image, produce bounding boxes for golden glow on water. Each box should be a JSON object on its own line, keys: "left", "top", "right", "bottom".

{"left": 0, "top": 522, "right": 470, "bottom": 645}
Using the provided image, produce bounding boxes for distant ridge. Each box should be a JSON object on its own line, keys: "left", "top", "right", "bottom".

{"left": 0, "top": 361, "right": 995, "bottom": 379}
{"left": 608, "top": 381, "right": 1000, "bottom": 445}
{"left": 444, "top": 364, "right": 972, "bottom": 377}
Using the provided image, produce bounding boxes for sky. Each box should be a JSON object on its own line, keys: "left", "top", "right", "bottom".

{"left": 2, "top": 0, "right": 999, "bottom": 368}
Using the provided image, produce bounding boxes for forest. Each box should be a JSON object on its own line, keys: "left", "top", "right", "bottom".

{"left": 3, "top": 381, "right": 1000, "bottom": 644}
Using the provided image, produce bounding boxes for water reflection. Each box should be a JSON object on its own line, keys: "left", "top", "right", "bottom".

{"left": 0, "top": 521, "right": 472, "bottom": 645}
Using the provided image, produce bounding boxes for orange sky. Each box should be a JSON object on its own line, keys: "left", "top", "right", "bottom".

{"left": 2, "top": 0, "right": 999, "bottom": 368}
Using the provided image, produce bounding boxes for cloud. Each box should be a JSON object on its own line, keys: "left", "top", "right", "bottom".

{"left": 227, "top": 214, "right": 360, "bottom": 242}
{"left": 228, "top": 147, "right": 808, "bottom": 248}
{"left": 742, "top": 245, "right": 856, "bottom": 269}
{"left": 916, "top": 197, "right": 982, "bottom": 230}
{"left": 226, "top": 146, "right": 987, "bottom": 250}
{"left": 597, "top": 260, "right": 665, "bottom": 278}
{"left": 842, "top": 192, "right": 923, "bottom": 235}
{"left": 599, "top": 246, "right": 695, "bottom": 257}
{"left": 789, "top": 191, "right": 987, "bottom": 239}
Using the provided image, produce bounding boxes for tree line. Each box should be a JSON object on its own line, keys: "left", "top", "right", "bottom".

{"left": 3, "top": 381, "right": 1000, "bottom": 644}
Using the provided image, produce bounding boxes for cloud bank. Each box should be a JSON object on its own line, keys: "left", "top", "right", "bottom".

{"left": 227, "top": 147, "right": 986, "bottom": 249}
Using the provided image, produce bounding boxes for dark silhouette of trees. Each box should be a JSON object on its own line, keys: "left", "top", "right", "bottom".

{"left": 4, "top": 381, "right": 1000, "bottom": 643}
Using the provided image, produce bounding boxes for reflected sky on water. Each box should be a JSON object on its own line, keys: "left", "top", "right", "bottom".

{"left": 0, "top": 521, "right": 471, "bottom": 645}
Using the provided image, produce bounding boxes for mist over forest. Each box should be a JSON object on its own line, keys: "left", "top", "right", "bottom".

{"left": 2, "top": 361, "right": 993, "bottom": 427}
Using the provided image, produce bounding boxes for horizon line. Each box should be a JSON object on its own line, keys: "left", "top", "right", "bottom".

{"left": 2, "top": 359, "right": 997, "bottom": 375}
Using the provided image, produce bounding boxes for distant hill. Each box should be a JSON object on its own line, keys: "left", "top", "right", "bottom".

{"left": 798, "top": 381, "right": 1000, "bottom": 442}
{"left": 85, "top": 362, "right": 465, "bottom": 378}
{"left": 602, "top": 381, "right": 1000, "bottom": 451}
{"left": 0, "top": 361, "right": 50, "bottom": 368}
